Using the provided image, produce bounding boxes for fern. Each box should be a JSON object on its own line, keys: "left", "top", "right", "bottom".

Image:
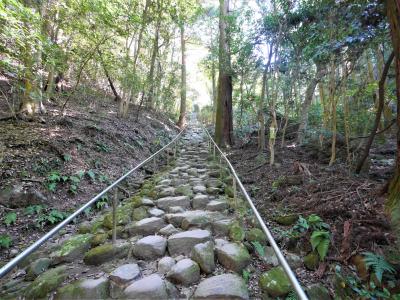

{"left": 363, "top": 252, "right": 396, "bottom": 283}
{"left": 285, "top": 291, "right": 298, "bottom": 300}
{"left": 0, "top": 234, "right": 12, "bottom": 249}
{"left": 310, "top": 230, "right": 330, "bottom": 261}
{"left": 4, "top": 212, "right": 17, "bottom": 226}
{"left": 242, "top": 269, "right": 250, "bottom": 283}
{"left": 251, "top": 241, "right": 265, "bottom": 257}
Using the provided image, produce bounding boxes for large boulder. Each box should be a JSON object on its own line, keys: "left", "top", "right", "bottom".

{"left": 156, "top": 196, "right": 190, "bottom": 210}
{"left": 259, "top": 266, "right": 291, "bottom": 297}
{"left": 50, "top": 234, "right": 93, "bottom": 264}
{"left": 0, "top": 185, "right": 47, "bottom": 208}
{"left": 216, "top": 242, "right": 251, "bottom": 273}
{"left": 166, "top": 259, "right": 200, "bottom": 286}
{"left": 191, "top": 241, "right": 215, "bottom": 274}
{"left": 123, "top": 274, "right": 168, "bottom": 299}
{"left": 26, "top": 257, "right": 51, "bottom": 280}
{"left": 193, "top": 274, "right": 249, "bottom": 300}
{"left": 133, "top": 236, "right": 167, "bottom": 260}
{"left": 168, "top": 230, "right": 211, "bottom": 256}
{"left": 55, "top": 277, "right": 109, "bottom": 300}
{"left": 109, "top": 264, "right": 141, "bottom": 298}
{"left": 83, "top": 242, "right": 130, "bottom": 265}
{"left": 127, "top": 217, "right": 166, "bottom": 236}
{"left": 25, "top": 266, "right": 67, "bottom": 299}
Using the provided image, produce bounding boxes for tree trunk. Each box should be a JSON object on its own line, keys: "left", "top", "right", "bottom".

{"left": 98, "top": 51, "right": 122, "bottom": 102}
{"left": 215, "top": 0, "right": 233, "bottom": 147}
{"left": 355, "top": 52, "right": 394, "bottom": 173}
{"left": 177, "top": 23, "right": 187, "bottom": 128}
{"left": 297, "top": 63, "right": 326, "bottom": 144}
{"left": 211, "top": 58, "right": 217, "bottom": 124}
{"left": 385, "top": 0, "right": 400, "bottom": 244}
{"left": 328, "top": 61, "right": 337, "bottom": 166}
{"left": 258, "top": 67, "right": 267, "bottom": 152}
{"left": 146, "top": 12, "right": 161, "bottom": 109}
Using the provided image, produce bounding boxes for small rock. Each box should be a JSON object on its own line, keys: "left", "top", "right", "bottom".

{"left": 168, "top": 229, "right": 211, "bottom": 256}
{"left": 148, "top": 207, "right": 165, "bottom": 217}
{"left": 9, "top": 249, "right": 19, "bottom": 258}
{"left": 90, "top": 233, "right": 108, "bottom": 247}
{"left": 193, "top": 185, "right": 207, "bottom": 194}
{"left": 286, "top": 252, "right": 303, "bottom": 269}
{"left": 259, "top": 267, "right": 292, "bottom": 297}
{"left": 306, "top": 283, "right": 331, "bottom": 300}
{"left": 246, "top": 228, "right": 267, "bottom": 244}
{"left": 212, "top": 219, "right": 234, "bottom": 236}
{"left": 191, "top": 241, "right": 215, "bottom": 274}
{"left": 141, "top": 198, "right": 155, "bottom": 206}
{"left": 123, "top": 274, "right": 167, "bottom": 299}
{"left": 133, "top": 235, "right": 167, "bottom": 260}
{"left": 274, "top": 214, "right": 299, "bottom": 226}
{"left": 169, "top": 206, "right": 185, "bottom": 213}
{"left": 158, "top": 257, "right": 176, "bottom": 274}
{"left": 262, "top": 247, "right": 279, "bottom": 267}
{"left": 304, "top": 252, "right": 319, "bottom": 270}
{"left": 167, "top": 259, "right": 200, "bottom": 286}
{"left": 132, "top": 207, "right": 148, "bottom": 221}
{"left": 158, "top": 186, "right": 175, "bottom": 197}
{"left": 26, "top": 258, "right": 51, "bottom": 280}
{"left": 110, "top": 264, "right": 141, "bottom": 285}
{"left": 216, "top": 242, "right": 251, "bottom": 273}
{"left": 193, "top": 274, "right": 249, "bottom": 299}
{"left": 159, "top": 224, "right": 180, "bottom": 236}
{"left": 192, "top": 194, "right": 209, "bottom": 209}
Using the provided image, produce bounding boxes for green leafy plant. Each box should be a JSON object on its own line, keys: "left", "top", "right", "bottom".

{"left": 25, "top": 205, "right": 45, "bottom": 215}
{"left": 310, "top": 230, "right": 330, "bottom": 261}
{"left": 87, "top": 169, "right": 96, "bottom": 181}
{"left": 307, "top": 214, "right": 330, "bottom": 230}
{"left": 47, "top": 171, "right": 61, "bottom": 192}
{"left": 285, "top": 291, "right": 298, "bottom": 300}
{"left": 4, "top": 212, "right": 17, "bottom": 226}
{"left": 36, "top": 209, "right": 68, "bottom": 228}
{"left": 0, "top": 234, "right": 12, "bottom": 249}
{"left": 96, "top": 141, "right": 111, "bottom": 152}
{"left": 98, "top": 174, "right": 109, "bottom": 183}
{"left": 293, "top": 216, "right": 309, "bottom": 233}
{"left": 251, "top": 241, "right": 265, "bottom": 257}
{"left": 96, "top": 196, "right": 108, "bottom": 210}
{"left": 63, "top": 154, "right": 72, "bottom": 162}
{"left": 363, "top": 252, "right": 396, "bottom": 283}
{"left": 242, "top": 269, "right": 250, "bottom": 283}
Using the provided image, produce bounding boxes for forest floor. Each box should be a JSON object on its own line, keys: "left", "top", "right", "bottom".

{"left": 0, "top": 89, "right": 179, "bottom": 263}
{"left": 228, "top": 131, "right": 399, "bottom": 294}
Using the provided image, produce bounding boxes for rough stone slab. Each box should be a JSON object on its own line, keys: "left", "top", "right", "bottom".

{"left": 193, "top": 274, "right": 249, "bottom": 300}
{"left": 123, "top": 274, "right": 167, "bottom": 299}
{"left": 148, "top": 207, "right": 165, "bottom": 217}
{"left": 206, "top": 200, "right": 228, "bottom": 212}
{"left": 56, "top": 277, "right": 109, "bottom": 300}
{"left": 156, "top": 196, "right": 190, "bottom": 210}
{"left": 168, "top": 229, "right": 211, "bottom": 256}
{"left": 216, "top": 242, "right": 251, "bottom": 273}
{"left": 167, "top": 259, "right": 200, "bottom": 286}
{"left": 110, "top": 264, "right": 141, "bottom": 285}
{"left": 212, "top": 219, "right": 234, "bottom": 236}
{"left": 133, "top": 236, "right": 167, "bottom": 260}
{"left": 158, "top": 187, "right": 175, "bottom": 198}
{"left": 127, "top": 217, "right": 166, "bottom": 236}
{"left": 158, "top": 257, "right": 176, "bottom": 274}
{"left": 191, "top": 241, "right": 215, "bottom": 274}
{"left": 159, "top": 224, "right": 180, "bottom": 236}
{"left": 192, "top": 194, "right": 209, "bottom": 209}
{"left": 193, "top": 185, "right": 207, "bottom": 194}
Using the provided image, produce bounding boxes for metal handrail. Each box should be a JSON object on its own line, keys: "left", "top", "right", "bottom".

{"left": 202, "top": 127, "right": 308, "bottom": 300}
{"left": 0, "top": 127, "right": 185, "bottom": 279}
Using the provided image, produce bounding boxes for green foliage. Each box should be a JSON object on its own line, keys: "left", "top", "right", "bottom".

{"left": 36, "top": 209, "right": 68, "bottom": 228}
{"left": 63, "top": 154, "right": 72, "bottom": 162}
{"left": 95, "top": 196, "right": 108, "bottom": 210}
{"left": 0, "top": 234, "right": 12, "bottom": 249}
{"left": 242, "top": 269, "right": 251, "bottom": 283}
{"left": 3, "top": 212, "right": 17, "bottom": 226}
{"left": 96, "top": 142, "right": 111, "bottom": 153}
{"left": 285, "top": 291, "right": 298, "bottom": 300}
{"left": 251, "top": 241, "right": 265, "bottom": 257}
{"left": 87, "top": 169, "right": 96, "bottom": 181}
{"left": 363, "top": 252, "right": 396, "bottom": 283}
{"left": 310, "top": 230, "right": 330, "bottom": 261}
{"left": 24, "top": 205, "right": 45, "bottom": 215}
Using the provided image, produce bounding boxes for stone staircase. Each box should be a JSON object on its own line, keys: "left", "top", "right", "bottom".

{"left": 0, "top": 126, "right": 283, "bottom": 299}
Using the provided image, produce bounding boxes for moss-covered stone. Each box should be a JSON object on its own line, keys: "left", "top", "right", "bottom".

{"left": 107, "top": 226, "right": 125, "bottom": 239}
{"left": 25, "top": 266, "right": 67, "bottom": 299}
{"left": 274, "top": 214, "right": 299, "bottom": 226}
{"left": 102, "top": 208, "right": 131, "bottom": 230}
{"left": 139, "top": 182, "right": 157, "bottom": 198}
{"left": 26, "top": 257, "right": 51, "bottom": 280}
{"left": 132, "top": 207, "right": 148, "bottom": 221}
{"left": 225, "top": 186, "right": 234, "bottom": 198}
{"left": 90, "top": 233, "right": 108, "bottom": 247}
{"left": 259, "top": 266, "right": 291, "bottom": 297}
{"left": 77, "top": 221, "right": 92, "bottom": 234}
{"left": 246, "top": 228, "right": 267, "bottom": 244}
{"left": 55, "top": 277, "right": 109, "bottom": 300}
{"left": 50, "top": 234, "right": 92, "bottom": 264}
{"left": 229, "top": 222, "right": 245, "bottom": 242}
{"left": 175, "top": 185, "right": 193, "bottom": 198}
{"left": 83, "top": 242, "right": 129, "bottom": 266}
{"left": 306, "top": 283, "right": 331, "bottom": 300}
{"left": 304, "top": 252, "right": 319, "bottom": 270}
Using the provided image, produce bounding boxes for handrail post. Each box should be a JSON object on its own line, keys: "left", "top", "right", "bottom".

{"left": 112, "top": 189, "right": 118, "bottom": 244}
{"left": 232, "top": 176, "right": 237, "bottom": 208}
